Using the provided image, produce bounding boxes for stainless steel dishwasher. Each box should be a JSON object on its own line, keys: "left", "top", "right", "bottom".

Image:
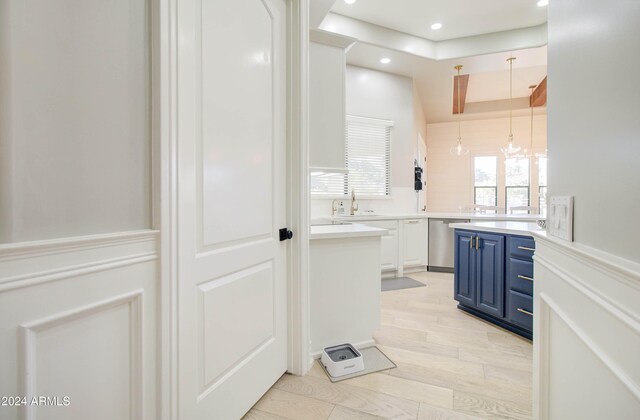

{"left": 428, "top": 218, "right": 470, "bottom": 273}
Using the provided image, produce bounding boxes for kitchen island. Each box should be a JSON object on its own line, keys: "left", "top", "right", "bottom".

{"left": 448, "top": 221, "right": 544, "bottom": 339}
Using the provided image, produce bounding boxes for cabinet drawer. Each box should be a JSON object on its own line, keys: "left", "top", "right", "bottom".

{"left": 508, "top": 258, "right": 533, "bottom": 296}
{"left": 509, "top": 236, "right": 535, "bottom": 260}
{"left": 507, "top": 291, "right": 533, "bottom": 331}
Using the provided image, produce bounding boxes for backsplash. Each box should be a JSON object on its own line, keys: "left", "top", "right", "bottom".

{"left": 310, "top": 187, "right": 422, "bottom": 219}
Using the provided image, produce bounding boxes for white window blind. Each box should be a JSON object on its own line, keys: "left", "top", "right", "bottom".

{"left": 310, "top": 116, "right": 393, "bottom": 197}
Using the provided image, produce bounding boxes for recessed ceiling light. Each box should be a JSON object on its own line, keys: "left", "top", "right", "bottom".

{"left": 344, "top": 0, "right": 357, "bottom": 5}
{"left": 537, "top": 0, "right": 548, "bottom": 6}
{"left": 431, "top": 23, "right": 443, "bottom": 30}
{"left": 380, "top": 57, "right": 391, "bottom": 64}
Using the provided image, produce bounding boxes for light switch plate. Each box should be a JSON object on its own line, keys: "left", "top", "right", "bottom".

{"left": 547, "top": 196, "right": 574, "bottom": 241}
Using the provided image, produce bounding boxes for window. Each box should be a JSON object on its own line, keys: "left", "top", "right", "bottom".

{"left": 474, "top": 156, "right": 497, "bottom": 206}
{"left": 310, "top": 116, "right": 392, "bottom": 197}
{"left": 310, "top": 171, "right": 346, "bottom": 196}
{"left": 505, "top": 157, "right": 530, "bottom": 210}
{"left": 538, "top": 157, "right": 548, "bottom": 215}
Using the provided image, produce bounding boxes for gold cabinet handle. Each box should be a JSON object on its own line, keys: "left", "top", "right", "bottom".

{"left": 517, "top": 308, "right": 533, "bottom": 316}
{"left": 517, "top": 275, "right": 534, "bottom": 281}
{"left": 469, "top": 236, "right": 474, "bottom": 249}
{"left": 475, "top": 236, "right": 479, "bottom": 250}
{"left": 517, "top": 246, "right": 535, "bottom": 252}
{"left": 407, "top": 220, "right": 419, "bottom": 224}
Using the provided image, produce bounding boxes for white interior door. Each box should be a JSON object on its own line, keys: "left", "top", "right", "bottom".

{"left": 176, "top": 0, "right": 288, "bottom": 418}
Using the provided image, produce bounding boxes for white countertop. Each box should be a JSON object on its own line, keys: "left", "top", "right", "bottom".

{"left": 310, "top": 223, "right": 387, "bottom": 240}
{"left": 329, "top": 212, "right": 545, "bottom": 222}
{"left": 448, "top": 221, "right": 545, "bottom": 237}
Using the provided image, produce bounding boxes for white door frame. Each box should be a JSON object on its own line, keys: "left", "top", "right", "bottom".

{"left": 156, "top": 1, "right": 310, "bottom": 419}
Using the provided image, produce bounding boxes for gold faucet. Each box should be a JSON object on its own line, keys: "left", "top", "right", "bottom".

{"left": 331, "top": 199, "right": 339, "bottom": 216}
{"left": 350, "top": 189, "right": 358, "bottom": 216}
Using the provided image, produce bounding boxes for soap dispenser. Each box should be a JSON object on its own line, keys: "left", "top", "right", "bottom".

{"left": 337, "top": 201, "right": 346, "bottom": 216}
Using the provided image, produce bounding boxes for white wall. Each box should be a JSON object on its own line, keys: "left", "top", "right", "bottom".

{"left": 0, "top": 2, "right": 158, "bottom": 419}
{"left": 413, "top": 81, "right": 428, "bottom": 211}
{"left": 426, "top": 114, "right": 547, "bottom": 212}
{"left": 311, "top": 66, "right": 426, "bottom": 218}
{"left": 0, "top": 0, "right": 151, "bottom": 243}
{"left": 547, "top": 0, "right": 640, "bottom": 263}
{"left": 533, "top": 3, "right": 640, "bottom": 419}
{"left": 347, "top": 65, "right": 415, "bottom": 190}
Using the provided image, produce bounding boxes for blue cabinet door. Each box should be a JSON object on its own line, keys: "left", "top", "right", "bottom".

{"left": 454, "top": 230, "right": 475, "bottom": 307}
{"left": 475, "top": 232, "right": 505, "bottom": 318}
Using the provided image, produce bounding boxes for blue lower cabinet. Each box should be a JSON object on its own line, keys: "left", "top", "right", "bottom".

{"left": 475, "top": 233, "right": 505, "bottom": 318}
{"left": 507, "top": 291, "right": 533, "bottom": 331}
{"left": 507, "top": 258, "right": 534, "bottom": 296}
{"left": 454, "top": 229, "right": 533, "bottom": 339}
{"left": 454, "top": 231, "right": 475, "bottom": 307}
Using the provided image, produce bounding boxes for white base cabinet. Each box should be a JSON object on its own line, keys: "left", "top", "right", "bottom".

{"left": 359, "top": 218, "right": 428, "bottom": 277}
{"left": 402, "top": 219, "right": 428, "bottom": 268}
{"left": 361, "top": 220, "right": 399, "bottom": 273}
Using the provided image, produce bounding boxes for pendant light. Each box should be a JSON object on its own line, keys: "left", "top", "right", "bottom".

{"left": 501, "top": 57, "right": 521, "bottom": 157}
{"left": 531, "top": 84, "right": 547, "bottom": 162}
{"left": 523, "top": 83, "right": 547, "bottom": 162}
{"left": 521, "top": 84, "right": 537, "bottom": 158}
{"left": 450, "top": 65, "right": 469, "bottom": 156}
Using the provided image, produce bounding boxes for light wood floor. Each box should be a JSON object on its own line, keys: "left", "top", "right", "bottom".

{"left": 244, "top": 271, "right": 533, "bottom": 420}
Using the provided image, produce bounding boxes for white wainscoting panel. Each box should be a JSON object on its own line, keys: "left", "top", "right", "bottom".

{"left": 533, "top": 233, "right": 640, "bottom": 419}
{"left": 19, "top": 291, "right": 143, "bottom": 420}
{"left": 0, "top": 231, "right": 158, "bottom": 420}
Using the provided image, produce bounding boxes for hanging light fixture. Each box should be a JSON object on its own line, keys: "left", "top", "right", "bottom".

{"left": 501, "top": 57, "right": 521, "bottom": 157}
{"left": 522, "top": 83, "right": 547, "bottom": 162}
{"left": 520, "top": 84, "right": 537, "bottom": 158}
{"left": 450, "top": 65, "right": 469, "bottom": 156}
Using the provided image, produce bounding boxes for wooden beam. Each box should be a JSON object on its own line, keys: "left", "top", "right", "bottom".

{"left": 530, "top": 76, "right": 547, "bottom": 107}
{"left": 452, "top": 74, "right": 469, "bottom": 114}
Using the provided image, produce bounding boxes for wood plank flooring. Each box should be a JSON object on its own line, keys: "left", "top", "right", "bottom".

{"left": 244, "top": 271, "right": 532, "bottom": 420}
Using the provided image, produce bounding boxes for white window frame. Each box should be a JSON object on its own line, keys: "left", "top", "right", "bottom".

{"left": 473, "top": 155, "right": 498, "bottom": 207}
{"left": 505, "top": 156, "right": 531, "bottom": 211}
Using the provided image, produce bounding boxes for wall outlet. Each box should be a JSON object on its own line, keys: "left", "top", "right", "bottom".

{"left": 547, "top": 196, "right": 574, "bottom": 241}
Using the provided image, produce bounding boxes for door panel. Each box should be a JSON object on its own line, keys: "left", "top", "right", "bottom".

{"left": 177, "top": 0, "right": 287, "bottom": 418}
{"left": 454, "top": 231, "right": 475, "bottom": 306}
{"left": 198, "top": 262, "right": 275, "bottom": 390}
{"left": 200, "top": 0, "right": 274, "bottom": 248}
{"left": 475, "top": 233, "right": 505, "bottom": 317}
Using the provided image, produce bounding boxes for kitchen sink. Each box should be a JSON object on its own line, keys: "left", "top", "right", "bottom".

{"left": 312, "top": 221, "right": 353, "bottom": 226}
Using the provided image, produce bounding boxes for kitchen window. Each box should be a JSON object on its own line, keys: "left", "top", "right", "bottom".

{"left": 310, "top": 116, "right": 393, "bottom": 197}
{"left": 474, "top": 156, "right": 498, "bottom": 206}
{"left": 505, "top": 157, "right": 530, "bottom": 210}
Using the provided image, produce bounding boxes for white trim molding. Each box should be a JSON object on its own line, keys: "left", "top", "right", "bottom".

{"left": 286, "top": 0, "right": 311, "bottom": 377}
{"left": 320, "top": 13, "right": 547, "bottom": 61}
{"left": 532, "top": 232, "right": 640, "bottom": 419}
{"left": 0, "top": 230, "right": 159, "bottom": 292}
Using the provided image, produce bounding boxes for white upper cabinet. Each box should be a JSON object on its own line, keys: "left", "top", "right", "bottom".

{"left": 309, "top": 30, "right": 355, "bottom": 171}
